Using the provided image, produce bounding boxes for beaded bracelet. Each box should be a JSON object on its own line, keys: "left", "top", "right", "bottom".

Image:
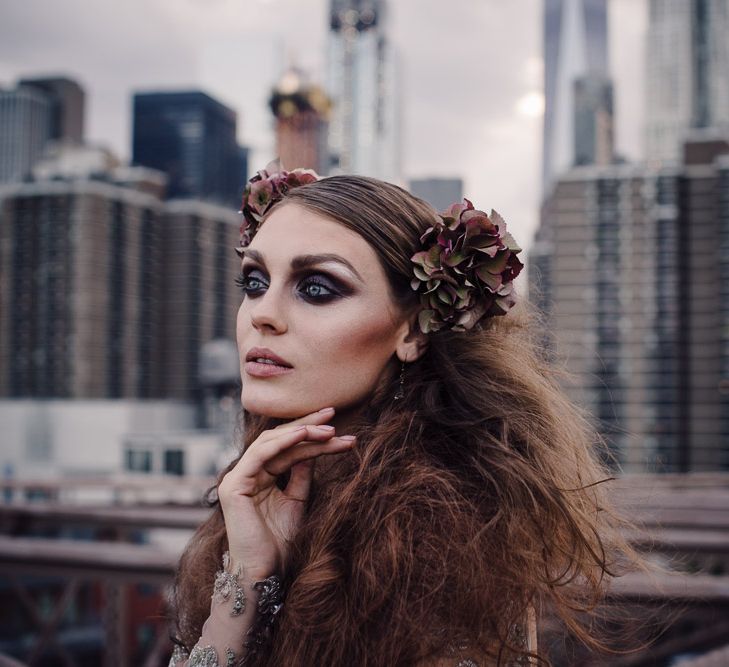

{"left": 242, "top": 573, "right": 284, "bottom": 663}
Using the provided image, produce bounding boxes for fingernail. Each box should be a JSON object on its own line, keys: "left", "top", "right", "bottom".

{"left": 316, "top": 425, "right": 335, "bottom": 431}
{"left": 339, "top": 435, "right": 356, "bottom": 442}
{"left": 318, "top": 407, "right": 335, "bottom": 413}
{"left": 294, "top": 425, "right": 307, "bottom": 431}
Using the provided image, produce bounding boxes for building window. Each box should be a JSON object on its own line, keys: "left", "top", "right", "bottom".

{"left": 126, "top": 449, "right": 153, "bottom": 473}
{"left": 164, "top": 449, "right": 185, "bottom": 476}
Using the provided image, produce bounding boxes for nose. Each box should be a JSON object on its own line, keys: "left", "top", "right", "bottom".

{"left": 245, "top": 287, "right": 288, "bottom": 335}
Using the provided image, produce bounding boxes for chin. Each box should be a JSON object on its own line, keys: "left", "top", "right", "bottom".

{"left": 241, "top": 388, "right": 315, "bottom": 420}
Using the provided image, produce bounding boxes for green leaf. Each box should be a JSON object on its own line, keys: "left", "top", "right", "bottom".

{"left": 418, "top": 309, "right": 435, "bottom": 334}
{"left": 475, "top": 265, "right": 503, "bottom": 291}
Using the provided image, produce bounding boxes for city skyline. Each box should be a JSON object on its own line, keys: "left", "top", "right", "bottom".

{"left": 0, "top": 0, "right": 646, "bottom": 258}
{"left": 542, "top": 0, "right": 610, "bottom": 195}
{"left": 644, "top": 0, "right": 729, "bottom": 164}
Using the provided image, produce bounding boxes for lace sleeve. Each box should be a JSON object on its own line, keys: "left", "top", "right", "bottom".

{"left": 168, "top": 552, "right": 283, "bottom": 667}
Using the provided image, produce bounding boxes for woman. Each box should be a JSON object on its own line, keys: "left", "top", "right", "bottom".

{"left": 169, "top": 165, "right": 636, "bottom": 666}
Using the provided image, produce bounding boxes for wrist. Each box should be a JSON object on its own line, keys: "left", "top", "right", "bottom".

{"left": 226, "top": 555, "right": 279, "bottom": 583}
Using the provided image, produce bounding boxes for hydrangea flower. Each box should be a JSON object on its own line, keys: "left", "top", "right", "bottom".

{"left": 410, "top": 199, "right": 524, "bottom": 333}
{"left": 239, "top": 160, "right": 319, "bottom": 247}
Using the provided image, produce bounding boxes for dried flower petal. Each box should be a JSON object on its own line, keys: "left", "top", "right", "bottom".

{"left": 410, "top": 199, "right": 523, "bottom": 333}
{"left": 238, "top": 162, "right": 321, "bottom": 247}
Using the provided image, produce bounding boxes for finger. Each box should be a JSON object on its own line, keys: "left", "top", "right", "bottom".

{"left": 265, "top": 436, "right": 356, "bottom": 477}
{"left": 285, "top": 458, "right": 315, "bottom": 502}
{"left": 272, "top": 407, "right": 336, "bottom": 431}
{"left": 232, "top": 425, "right": 341, "bottom": 481}
{"left": 253, "top": 407, "right": 336, "bottom": 447}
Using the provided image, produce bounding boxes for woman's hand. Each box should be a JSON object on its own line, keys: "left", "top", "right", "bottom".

{"left": 217, "top": 407, "right": 355, "bottom": 578}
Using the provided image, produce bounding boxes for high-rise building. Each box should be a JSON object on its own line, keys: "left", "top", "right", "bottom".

{"left": 17, "top": 76, "right": 85, "bottom": 144}
{"left": 645, "top": 0, "right": 729, "bottom": 164}
{"left": 269, "top": 67, "right": 331, "bottom": 174}
{"left": 408, "top": 178, "right": 463, "bottom": 212}
{"left": 327, "top": 0, "right": 401, "bottom": 181}
{"left": 0, "top": 85, "right": 52, "bottom": 184}
{"left": 132, "top": 91, "right": 246, "bottom": 207}
{"left": 542, "top": 0, "right": 609, "bottom": 196}
{"left": 0, "top": 147, "right": 242, "bottom": 401}
{"left": 530, "top": 138, "right": 729, "bottom": 472}
{"left": 573, "top": 72, "right": 614, "bottom": 167}
{"left": 161, "top": 199, "right": 243, "bottom": 401}
{"left": 0, "top": 77, "right": 86, "bottom": 185}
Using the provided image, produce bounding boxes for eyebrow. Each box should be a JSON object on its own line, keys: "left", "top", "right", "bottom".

{"left": 241, "top": 249, "right": 364, "bottom": 282}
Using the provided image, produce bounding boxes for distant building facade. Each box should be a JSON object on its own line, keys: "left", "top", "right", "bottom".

{"left": 408, "top": 178, "right": 463, "bottom": 212}
{"left": 542, "top": 0, "right": 610, "bottom": 195}
{"left": 645, "top": 0, "right": 729, "bottom": 164}
{"left": 326, "top": 0, "right": 401, "bottom": 181}
{"left": 132, "top": 91, "right": 246, "bottom": 207}
{"left": 0, "top": 77, "right": 86, "bottom": 185}
{"left": 18, "top": 76, "right": 85, "bottom": 144}
{"left": 0, "top": 85, "right": 52, "bottom": 184}
{"left": 573, "top": 72, "right": 614, "bottom": 167}
{"left": 269, "top": 67, "right": 331, "bottom": 173}
{"left": 0, "top": 149, "right": 242, "bottom": 403}
{"left": 529, "top": 138, "right": 729, "bottom": 472}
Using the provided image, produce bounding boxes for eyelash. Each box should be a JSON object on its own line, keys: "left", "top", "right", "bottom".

{"left": 234, "top": 270, "right": 342, "bottom": 302}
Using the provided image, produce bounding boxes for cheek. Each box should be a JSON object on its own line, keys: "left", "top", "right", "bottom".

{"left": 302, "top": 309, "right": 397, "bottom": 381}
{"left": 237, "top": 299, "right": 401, "bottom": 417}
{"left": 236, "top": 301, "right": 253, "bottom": 341}
{"left": 235, "top": 302, "right": 245, "bottom": 337}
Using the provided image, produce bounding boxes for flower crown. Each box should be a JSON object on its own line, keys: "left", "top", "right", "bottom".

{"left": 237, "top": 164, "right": 524, "bottom": 334}
{"left": 238, "top": 160, "right": 319, "bottom": 247}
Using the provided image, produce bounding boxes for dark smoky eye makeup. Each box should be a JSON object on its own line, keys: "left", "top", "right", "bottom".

{"left": 296, "top": 272, "right": 351, "bottom": 302}
{"left": 235, "top": 264, "right": 268, "bottom": 294}
{"left": 234, "top": 264, "right": 355, "bottom": 302}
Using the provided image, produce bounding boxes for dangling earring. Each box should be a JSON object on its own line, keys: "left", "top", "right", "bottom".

{"left": 394, "top": 360, "right": 406, "bottom": 401}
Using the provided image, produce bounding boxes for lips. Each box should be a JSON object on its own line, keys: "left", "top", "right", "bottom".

{"left": 244, "top": 347, "right": 294, "bottom": 378}
{"left": 245, "top": 347, "right": 292, "bottom": 367}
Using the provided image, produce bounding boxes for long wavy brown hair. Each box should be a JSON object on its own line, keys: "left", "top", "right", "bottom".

{"left": 170, "top": 176, "right": 641, "bottom": 666}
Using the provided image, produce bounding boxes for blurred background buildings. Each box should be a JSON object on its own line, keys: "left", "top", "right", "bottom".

{"left": 529, "top": 0, "right": 729, "bottom": 473}
{"left": 408, "top": 177, "right": 464, "bottom": 211}
{"left": 132, "top": 91, "right": 247, "bottom": 207}
{"left": 541, "top": 0, "right": 611, "bottom": 195}
{"left": 326, "top": 0, "right": 401, "bottom": 181}
{"left": 269, "top": 67, "right": 331, "bottom": 174}
{"left": 0, "top": 77, "right": 85, "bottom": 185}
{"left": 1, "top": 0, "right": 729, "bottom": 664}
{"left": 644, "top": 0, "right": 729, "bottom": 164}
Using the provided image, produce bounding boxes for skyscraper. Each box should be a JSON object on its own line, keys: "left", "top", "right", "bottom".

{"left": 0, "top": 86, "right": 52, "bottom": 184}
{"left": 645, "top": 0, "right": 729, "bottom": 164}
{"left": 0, "top": 77, "right": 86, "bottom": 185}
{"left": 0, "top": 149, "right": 242, "bottom": 401}
{"left": 573, "top": 72, "right": 614, "bottom": 167}
{"left": 408, "top": 178, "right": 463, "bottom": 212}
{"left": 542, "top": 0, "right": 609, "bottom": 195}
{"left": 17, "top": 76, "right": 85, "bottom": 144}
{"left": 132, "top": 91, "right": 245, "bottom": 207}
{"left": 533, "top": 139, "right": 729, "bottom": 472}
{"left": 326, "top": 0, "right": 401, "bottom": 181}
{"left": 269, "top": 67, "right": 331, "bottom": 174}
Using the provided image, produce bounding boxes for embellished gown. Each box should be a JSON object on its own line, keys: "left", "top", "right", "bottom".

{"left": 168, "top": 559, "right": 538, "bottom": 667}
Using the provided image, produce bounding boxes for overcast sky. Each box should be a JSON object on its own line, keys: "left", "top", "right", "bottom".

{"left": 0, "top": 0, "right": 647, "bottom": 260}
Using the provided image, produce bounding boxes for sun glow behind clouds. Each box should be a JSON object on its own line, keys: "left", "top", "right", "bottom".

{"left": 516, "top": 92, "right": 545, "bottom": 118}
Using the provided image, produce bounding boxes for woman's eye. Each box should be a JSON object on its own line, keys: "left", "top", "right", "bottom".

{"left": 299, "top": 276, "right": 338, "bottom": 301}
{"left": 235, "top": 270, "right": 267, "bottom": 296}
{"left": 235, "top": 270, "right": 344, "bottom": 302}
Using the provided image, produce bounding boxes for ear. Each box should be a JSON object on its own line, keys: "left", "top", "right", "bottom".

{"left": 394, "top": 315, "right": 428, "bottom": 363}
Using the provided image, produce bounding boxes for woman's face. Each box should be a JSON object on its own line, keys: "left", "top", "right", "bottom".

{"left": 236, "top": 202, "right": 412, "bottom": 421}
